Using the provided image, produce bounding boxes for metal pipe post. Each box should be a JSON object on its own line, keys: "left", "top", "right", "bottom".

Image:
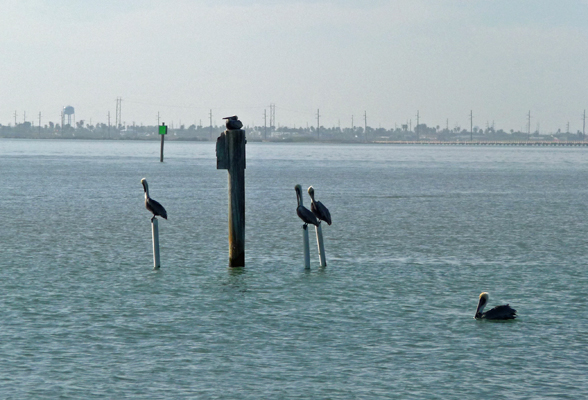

{"left": 315, "top": 224, "right": 326, "bottom": 267}
{"left": 152, "top": 218, "right": 161, "bottom": 269}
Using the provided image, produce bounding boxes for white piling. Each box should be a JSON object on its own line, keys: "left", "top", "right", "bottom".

{"left": 297, "top": 185, "right": 311, "bottom": 269}
{"left": 315, "top": 223, "right": 327, "bottom": 267}
{"left": 152, "top": 218, "right": 161, "bottom": 269}
{"left": 303, "top": 224, "right": 311, "bottom": 269}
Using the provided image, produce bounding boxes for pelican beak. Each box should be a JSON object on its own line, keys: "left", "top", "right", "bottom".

{"left": 475, "top": 293, "right": 488, "bottom": 317}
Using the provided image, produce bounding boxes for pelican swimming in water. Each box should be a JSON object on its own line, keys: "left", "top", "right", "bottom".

{"left": 474, "top": 292, "right": 517, "bottom": 320}
{"left": 295, "top": 184, "right": 318, "bottom": 228}
{"left": 141, "top": 178, "right": 168, "bottom": 222}
{"left": 307, "top": 186, "right": 332, "bottom": 225}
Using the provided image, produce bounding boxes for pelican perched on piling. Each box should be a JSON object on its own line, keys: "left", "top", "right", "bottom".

{"left": 295, "top": 184, "right": 318, "bottom": 228}
{"left": 307, "top": 186, "right": 332, "bottom": 225}
{"left": 474, "top": 292, "right": 517, "bottom": 320}
{"left": 141, "top": 178, "right": 167, "bottom": 222}
{"left": 223, "top": 115, "right": 243, "bottom": 130}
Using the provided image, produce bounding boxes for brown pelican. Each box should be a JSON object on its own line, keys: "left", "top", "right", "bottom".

{"left": 141, "top": 178, "right": 167, "bottom": 222}
{"left": 307, "top": 186, "right": 332, "bottom": 225}
{"left": 295, "top": 184, "right": 318, "bottom": 228}
{"left": 223, "top": 115, "right": 243, "bottom": 130}
{"left": 474, "top": 292, "right": 517, "bottom": 320}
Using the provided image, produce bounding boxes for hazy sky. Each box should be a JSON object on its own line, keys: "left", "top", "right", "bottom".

{"left": 1, "top": 0, "right": 587, "bottom": 132}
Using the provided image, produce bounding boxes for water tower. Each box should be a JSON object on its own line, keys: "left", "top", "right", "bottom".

{"left": 61, "top": 105, "right": 75, "bottom": 127}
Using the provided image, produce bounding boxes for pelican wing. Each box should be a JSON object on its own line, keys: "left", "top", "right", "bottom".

{"left": 297, "top": 205, "right": 319, "bottom": 226}
{"left": 146, "top": 197, "right": 168, "bottom": 219}
{"left": 482, "top": 304, "right": 517, "bottom": 320}
{"left": 312, "top": 200, "right": 331, "bottom": 225}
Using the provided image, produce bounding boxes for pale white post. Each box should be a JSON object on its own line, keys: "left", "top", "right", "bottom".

{"left": 297, "top": 189, "right": 311, "bottom": 269}
{"left": 152, "top": 218, "right": 161, "bottom": 269}
{"left": 315, "top": 224, "right": 326, "bottom": 267}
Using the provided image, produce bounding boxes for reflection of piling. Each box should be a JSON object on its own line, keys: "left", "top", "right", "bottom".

{"left": 315, "top": 224, "right": 326, "bottom": 267}
{"left": 216, "top": 128, "right": 246, "bottom": 268}
{"left": 152, "top": 218, "right": 161, "bottom": 269}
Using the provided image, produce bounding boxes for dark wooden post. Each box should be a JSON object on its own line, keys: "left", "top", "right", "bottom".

{"left": 216, "top": 127, "right": 246, "bottom": 267}
{"left": 159, "top": 123, "right": 167, "bottom": 162}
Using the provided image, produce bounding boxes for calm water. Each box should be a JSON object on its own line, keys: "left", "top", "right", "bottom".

{"left": 1, "top": 139, "right": 587, "bottom": 399}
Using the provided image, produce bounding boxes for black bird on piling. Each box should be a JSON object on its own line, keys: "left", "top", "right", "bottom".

{"left": 141, "top": 178, "right": 168, "bottom": 222}
{"left": 307, "top": 186, "right": 332, "bottom": 225}
{"left": 295, "top": 184, "right": 319, "bottom": 228}
{"left": 223, "top": 115, "right": 243, "bottom": 130}
{"left": 474, "top": 292, "right": 517, "bottom": 320}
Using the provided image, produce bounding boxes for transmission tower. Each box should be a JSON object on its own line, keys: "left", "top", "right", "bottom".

{"left": 115, "top": 97, "right": 122, "bottom": 127}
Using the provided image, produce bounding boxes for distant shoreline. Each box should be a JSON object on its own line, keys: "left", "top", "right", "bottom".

{"left": 2, "top": 136, "right": 587, "bottom": 147}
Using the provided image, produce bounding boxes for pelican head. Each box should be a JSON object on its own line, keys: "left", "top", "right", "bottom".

{"left": 141, "top": 178, "right": 148, "bottom": 192}
{"left": 295, "top": 184, "right": 302, "bottom": 199}
{"left": 475, "top": 292, "right": 489, "bottom": 318}
{"left": 307, "top": 186, "right": 315, "bottom": 198}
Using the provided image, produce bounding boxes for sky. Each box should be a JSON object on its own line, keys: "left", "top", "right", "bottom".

{"left": 1, "top": 0, "right": 588, "bottom": 133}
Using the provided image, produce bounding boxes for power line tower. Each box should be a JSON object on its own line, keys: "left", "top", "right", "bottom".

{"left": 470, "top": 110, "right": 473, "bottom": 141}
{"left": 527, "top": 110, "right": 531, "bottom": 140}
{"left": 268, "top": 103, "right": 276, "bottom": 128}
{"left": 115, "top": 97, "right": 122, "bottom": 127}
{"left": 263, "top": 109, "right": 267, "bottom": 140}
{"left": 364, "top": 111, "right": 368, "bottom": 142}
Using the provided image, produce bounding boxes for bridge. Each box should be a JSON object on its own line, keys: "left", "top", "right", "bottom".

{"left": 374, "top": 140, "right": 588, "bottom": 147}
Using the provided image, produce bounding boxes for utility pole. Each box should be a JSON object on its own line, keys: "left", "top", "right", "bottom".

{"left": 316, "top": 109, "right": 320, "bottom": 139}
{"left": 416, "top": 110, "right": 420, "bottom": 141}
{"left": 157, "top": 111, "right": 160, "bottom": 125}
{"left": 14, "top": 110, "right": 17, "bottom": 126}
{"left": 470, "top": 110, "right": 473, "bottom": 141}
{"left": 567, "top": 121, "right": 570, "bottom": 135}
{"left": 263, "top": 109, "right": 267, "bottom": 140}
{"left": 107, "top": 111, "right": 111, "bottom": 139}
{"left": 38, "top": 112, "right": 41, "bottom": 137}
{"left": 23, "top": 111, "right": 26, "bottom": 123}
{"left": 351, "top": 115, "right": 354, "bottom": 131}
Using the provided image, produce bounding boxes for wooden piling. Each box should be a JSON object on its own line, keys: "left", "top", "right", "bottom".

{"left": 159, "top": 123, "right": 167, "bottom": 162}
{"left": 152, "top": 218, "right": 161, "bottom": 269}
{"left": 216, "top": 128, "right": 246, "bottom": 268}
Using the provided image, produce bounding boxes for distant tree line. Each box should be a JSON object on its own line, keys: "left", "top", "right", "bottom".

{"left": 0, "top": 120, "right": 584, "bottom": 142}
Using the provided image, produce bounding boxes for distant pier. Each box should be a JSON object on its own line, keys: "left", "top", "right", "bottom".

{"left": 374, "top": 140, "right": 588, "bottom": 147}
